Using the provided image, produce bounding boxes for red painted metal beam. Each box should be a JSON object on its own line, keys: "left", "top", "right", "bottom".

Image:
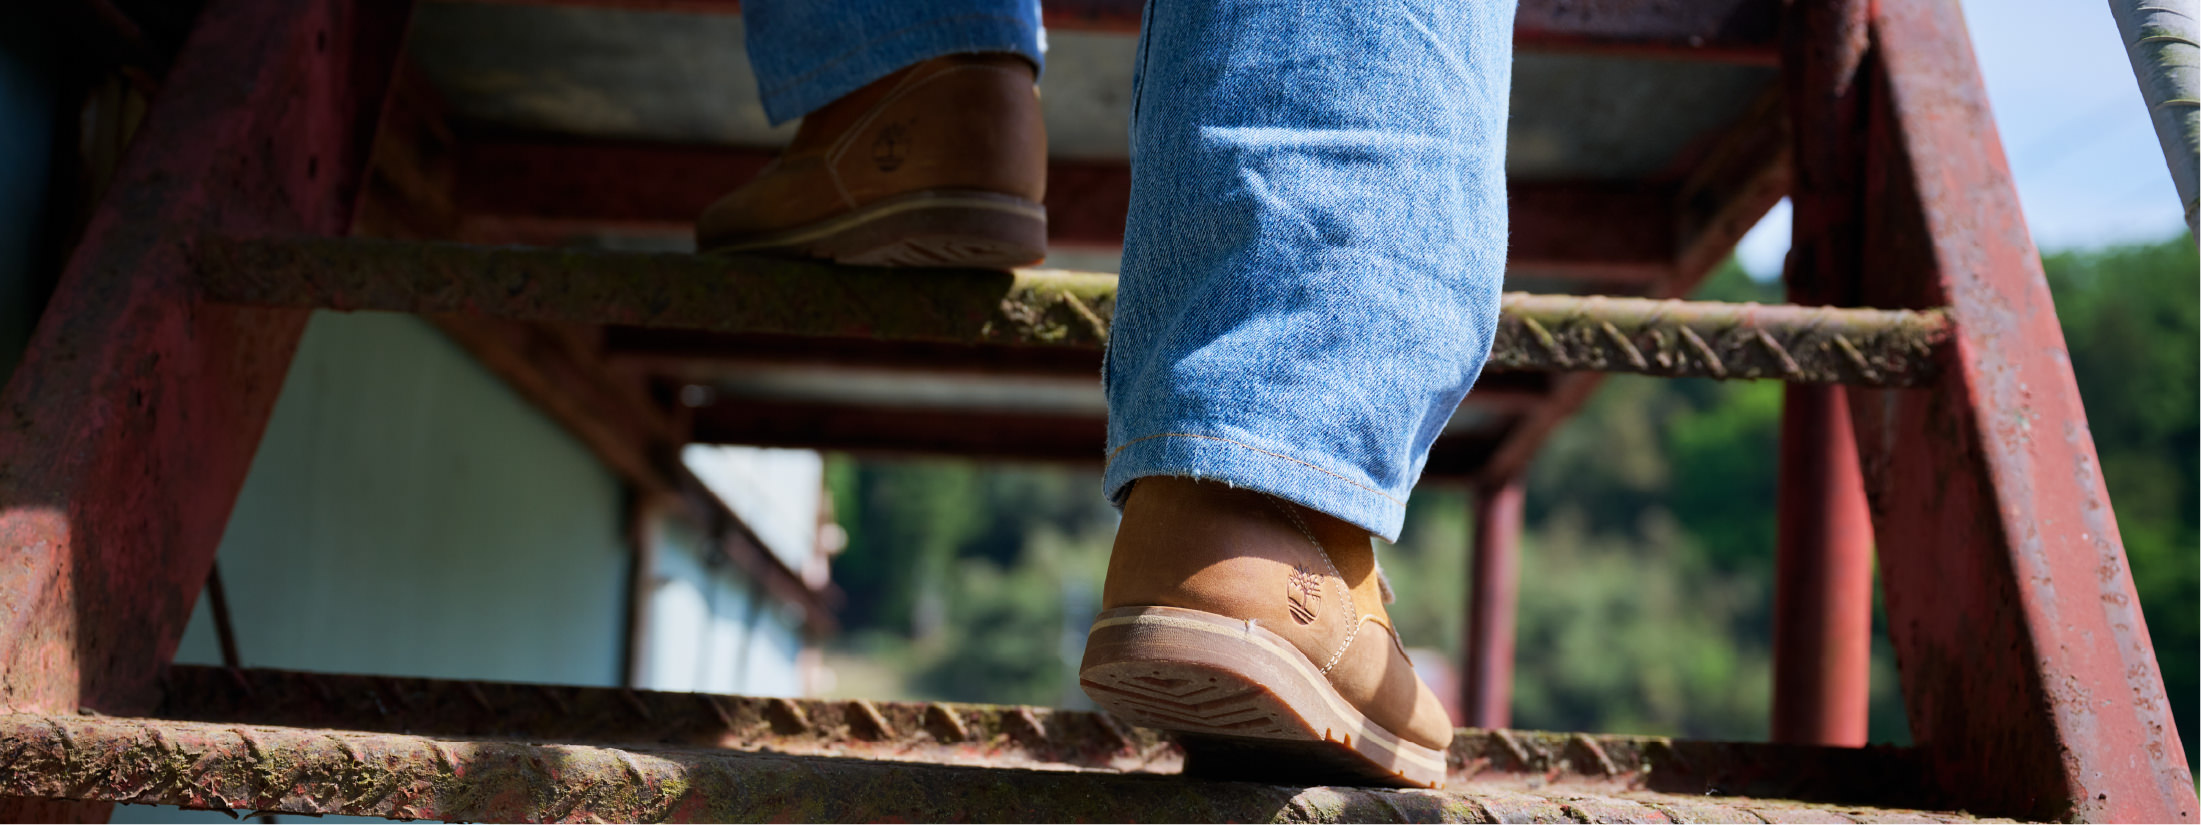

{"left": 447, "top": 0, "right": 1782, "bottom": 63}
{"left": 1044, "top": 159, "right": 1137, "bottom": 252}
{"left": 1772, "top": 385, "right": 1873, "bottom": 746}
{"left": 1854, "top": 0, "right": 2196, "bottom": 819}
{"left": 1474, "top": 89, "right": 1791, "bottom": 487}
{"left": 1673, "top": 91, "right": 1792, "bottom": 283}
{"left": 0, "top": 0, "right": 411, "bottom": 819}
{"left": 1510, "top": 0, "right": 1780, "bottom": 65}
{"left": 1770, "top": 0, "right": 1874, "bottom": 749}
{"left": 1504, "top": 184, "right": 1674, "bottom": 284}
{"left": 1462, "top": 477, "right": 1526, "bottom": 730}
{"left": 604, "top": 329, "right": 1107, "bottom": 378}
{"left": 447, "top": 137, "right": 1678, "bottom": 283}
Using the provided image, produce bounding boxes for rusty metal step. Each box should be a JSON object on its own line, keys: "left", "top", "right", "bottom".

{"left": 0, "top": 665, "right": 2007, "bottom": 822}
{"left": 0, "top": 710, "right": 2010, "bottom": 823}
{"left": 193, "top": 237, "right": 1950, "bottom": 387}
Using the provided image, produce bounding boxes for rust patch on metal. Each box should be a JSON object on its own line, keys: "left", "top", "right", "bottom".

{"left": 0, "top": 713, "right": 2014, "bottom": 823}
{"left": 923, "top": 703, "right": 972, "bottom": 744}
{"left": 153, "top": 666, "right": 1991, "bottom": 812}
{"left": 1492, "top": 293, "right": 1948, "bottom": 386}
{"left": 1847, "top": 0, "right": 2198, "bottom": 820}
{"left": 844, "top": 699, "right": 895, "bottom": 742}
{"left": 158, "top": 666, "right": 1173, "bottom": 774}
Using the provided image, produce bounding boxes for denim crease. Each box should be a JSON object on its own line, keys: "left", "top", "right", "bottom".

{"left": 1107, "top": 0, "right": 1515, "bottom": 540}
{"left": 743, "top": 0, "right": 1516, "bottom": 542}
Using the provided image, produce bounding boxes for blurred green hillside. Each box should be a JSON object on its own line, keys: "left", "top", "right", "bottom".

{"left": 818, "top": 234, "right": 2197, "bottom": 767}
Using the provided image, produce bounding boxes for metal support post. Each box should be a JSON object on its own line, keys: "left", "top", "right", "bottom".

{"left": 1462, "top": 477, "right": 1524, "bottom": 729}
{"left": 1775, "top": 0, "right": 1877, "bottom": 750}
{"left": 1772, "top": 385, "right": 1874, "bottom": 745}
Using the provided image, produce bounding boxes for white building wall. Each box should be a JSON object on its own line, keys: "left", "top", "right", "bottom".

{"left": 682, "top": 444, "right": 824, "bottom": 574}
{"left": 116, "top": 311, "right": 811, "bottom": 823}
{"left": 166, "top": 311, "right": 631, "bottom": 686}
{"left": 635, "top": 512, "right": 806, "bottom": 697}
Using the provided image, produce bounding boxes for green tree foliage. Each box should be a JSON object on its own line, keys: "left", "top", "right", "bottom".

{"left": 824, "top": 458, "right": 1114, "bottom": 704}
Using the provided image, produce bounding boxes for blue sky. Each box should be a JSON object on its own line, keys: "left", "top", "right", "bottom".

{"left": 1734, "top": 0, "right": 2189, "bottom": 278}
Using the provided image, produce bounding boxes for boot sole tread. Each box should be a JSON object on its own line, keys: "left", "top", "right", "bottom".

{"left": 1080, "top": 605, "right": 1448, "bottom": 789}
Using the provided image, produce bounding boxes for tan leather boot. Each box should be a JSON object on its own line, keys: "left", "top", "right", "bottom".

{"left": 696, "top": 53, "right": 1047, "bottom": 267}
{"left": 1081, "top": 477, "right": 1455, "bottom": 789}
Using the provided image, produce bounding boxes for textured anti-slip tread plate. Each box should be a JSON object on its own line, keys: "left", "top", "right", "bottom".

{"left": 192, "top": 237, "right": 1950, "bottom": 386}
{"left": 156, "top": 666, "right": 1936, "bottom": 802}
{"left": 0, "top": 713, "right": 2014, "bottom": 823}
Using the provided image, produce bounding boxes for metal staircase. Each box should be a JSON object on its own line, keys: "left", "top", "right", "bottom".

{"left": 0, "top": 0, "right": 2191, "bottom": 821}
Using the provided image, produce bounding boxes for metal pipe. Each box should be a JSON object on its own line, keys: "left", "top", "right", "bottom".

{"left": 203, "top": 562, "right": 242, "bottom": 671}
{"left": 1462, "top": 477, "right": 1525, "bottom": 729}
{"left": 621, "top": 489, "right": 666, "bottom": 689}
{"left": 2108, "top": 0, "right": 2199, "bottom": 238}
{"left": 1771, "top": 385, "right": 1875, "bottom": 746}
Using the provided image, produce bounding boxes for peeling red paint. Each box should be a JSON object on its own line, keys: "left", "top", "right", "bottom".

{"left": 1848, "top": 1, "right": 2196, "bottom": 820}
{"left": 0, "top": 0, "right": 412, "bottom": 818}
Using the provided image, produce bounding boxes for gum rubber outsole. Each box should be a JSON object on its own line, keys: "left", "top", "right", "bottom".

{"left": 700, "top": 189, "right": 1047, "bottom": 268}
{"left": 1079, "top": 606, "right": 1449, "bottom": 789}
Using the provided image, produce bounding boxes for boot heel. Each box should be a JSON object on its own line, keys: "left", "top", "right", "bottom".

{"left": 1078, "top": 606, "right": 1448, "bottom": 788}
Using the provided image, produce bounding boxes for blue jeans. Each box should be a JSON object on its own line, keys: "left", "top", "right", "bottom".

{"left": 744, "top": 1, "right": 1515, "bottom": 541}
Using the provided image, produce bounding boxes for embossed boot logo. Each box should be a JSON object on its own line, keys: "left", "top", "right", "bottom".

{"left": 1287, "top": 565, "right": 1322, "bottom": 625}
{"left": 872, "top": 122, "right": 911, "bottom": 172}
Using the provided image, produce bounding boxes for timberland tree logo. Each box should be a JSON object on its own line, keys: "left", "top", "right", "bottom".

{"left": 1287, "top": 565, "right": 1322, "bottom": 625}
{"left": 872, "top": 122, "right": 911, "bottom": 172}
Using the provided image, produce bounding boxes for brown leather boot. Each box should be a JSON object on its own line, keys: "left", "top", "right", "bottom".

{"left": 695, "top": 53, "right": 1048, "bottom": 267}
{"left": 1081, "top": 477, "right": 1455, "bottom": 789}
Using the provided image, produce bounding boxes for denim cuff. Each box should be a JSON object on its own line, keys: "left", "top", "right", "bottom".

{"left": 753, "top": 14, "right": 1043, "bottom": 124}
{"left": 1103, "top": 433, "right": 1409, "bottom": 542}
